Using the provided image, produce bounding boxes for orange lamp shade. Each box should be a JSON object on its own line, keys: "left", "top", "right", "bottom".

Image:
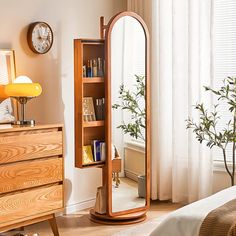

{"left": 0, "top": 85, "right": 8, "bottom": 99}
{"left": 4, "top": 83, "right": 42, "bottom": 97}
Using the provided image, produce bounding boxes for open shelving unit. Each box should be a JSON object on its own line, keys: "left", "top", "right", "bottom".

{"left": 74, "top": 39, "right": 105, "bottom": 168}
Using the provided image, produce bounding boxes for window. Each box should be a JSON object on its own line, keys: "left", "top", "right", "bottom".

{"left": 213, "top": 0, "right": 236, "bottom": 162}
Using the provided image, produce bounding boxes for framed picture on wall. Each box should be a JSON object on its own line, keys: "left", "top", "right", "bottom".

{"left": 0, "top": 49, "right": 18, "bottom": 123}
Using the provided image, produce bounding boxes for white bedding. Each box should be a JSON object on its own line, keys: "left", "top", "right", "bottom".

{"left": 151, "top": 186, "right": 236, "bottom": 236}
{"left": 114, "top": 186, "right": 236, "bottom": 236}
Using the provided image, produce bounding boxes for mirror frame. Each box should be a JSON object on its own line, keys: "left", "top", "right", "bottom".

{"left": 105, "top": 11, "right": 150, "bottom": 217}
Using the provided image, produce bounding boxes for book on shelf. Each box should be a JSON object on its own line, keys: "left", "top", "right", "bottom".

{"left": 91, "top": 140, "right": 106, "bottom": 162}
{"left": 100, "top": 142, "right": 106, "bottom": 162}
{"left": 83, "top": 57, "right": 104, "bottom": 78}
{"left": 82, "top": 145, "right": 94, "bottom": 164}
{"left": 92, "top": 140, "right": 101, "bottom": 161}
{"left": 83, "top": 97, "right": 96, "bottom": 122}
{"left": 95, "top": 98, "right": 105, "bottom": 120}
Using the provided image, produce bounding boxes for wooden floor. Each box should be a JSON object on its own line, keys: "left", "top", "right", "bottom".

{"left": 11, "top": 201, "right": 182, "bottom": 236}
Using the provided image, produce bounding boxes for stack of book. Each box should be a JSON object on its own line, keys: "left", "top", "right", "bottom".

{"left": 83, "top": 97, "right": 105, "bottom": 122}
{"left": 83, "top": 97, "right": 96, "bottom": 121}
{"left": 83, "top": 57, "right": 104, "bottom": 78}
{"left": 95, "top": 98, "right": 105, "bottom": 120}
{"left": 82, "top": 140, "right": 106, "bottom": 164}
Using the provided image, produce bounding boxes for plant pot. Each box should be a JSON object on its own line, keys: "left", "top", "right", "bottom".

{"left": 138, "top": 175, "right": 146, "bottom": 198}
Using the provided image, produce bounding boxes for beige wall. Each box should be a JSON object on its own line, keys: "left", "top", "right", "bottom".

{"left": 0, "top": 0, "right": 126, "bottom": 212}
{"left": 124, "top": 147, "right": 145, "bottom": 181}
{"left": 213, "top": 169, "right": 236, "bottom": 193}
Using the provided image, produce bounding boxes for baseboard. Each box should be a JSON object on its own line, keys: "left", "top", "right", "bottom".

{"left": 64, "top": 198, "right": 96, "bottom": 215}
{"left": 125, "top": 170, "right": 139, "bottom": 182}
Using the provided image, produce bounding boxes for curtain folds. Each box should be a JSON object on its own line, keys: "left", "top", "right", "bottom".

{"left": 151, "top": 0, "right": 213, "bottom": 203}
{"left": 129, "top": 0, "right": 213, "bottom": 203}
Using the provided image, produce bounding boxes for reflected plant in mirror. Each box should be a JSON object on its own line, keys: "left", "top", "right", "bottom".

{"left": 112, "top": 75, "right": 146, "bottom": 141}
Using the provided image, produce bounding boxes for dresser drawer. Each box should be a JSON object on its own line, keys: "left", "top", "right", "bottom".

{"left": 0, "top": 185, "right": 63, "bottom": 228}
{"left": 0, "top": 158, "right": 63, "bottom": 194}
{"left": 0, "top": 130, "right": 62, "bottom": 164}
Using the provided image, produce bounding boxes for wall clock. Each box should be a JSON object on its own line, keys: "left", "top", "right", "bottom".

{"left": 27, "top": 22, "right": 53, "bottom": 54}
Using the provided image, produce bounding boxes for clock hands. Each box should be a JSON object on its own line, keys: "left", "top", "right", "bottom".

{"left": 38, "top": 26, "right": 49, "bottom": 39}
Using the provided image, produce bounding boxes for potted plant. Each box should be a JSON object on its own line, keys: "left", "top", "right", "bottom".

{"left": 112, "top": 74, "right": 146, "bottom": 142}
{"left": 186, "top": 76, "right": 236, "bottom": 186}
{"left": 112, "top": 74, "right": 146, "bottom": 197}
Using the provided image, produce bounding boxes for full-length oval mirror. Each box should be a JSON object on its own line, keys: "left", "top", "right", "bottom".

{"left": 106, "top": 12, "right": 150, "bottom": 216}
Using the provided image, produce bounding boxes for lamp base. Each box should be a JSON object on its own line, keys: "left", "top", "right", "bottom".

{"left": 12, "top": 120, "right": 35, "bottom": 126}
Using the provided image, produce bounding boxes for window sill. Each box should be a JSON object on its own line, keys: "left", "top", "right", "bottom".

{"left": 125, "top": 140, "right": 145, "bottom": 153}
{"left": 213, "top": 160, "right": 232, "bottom": 172}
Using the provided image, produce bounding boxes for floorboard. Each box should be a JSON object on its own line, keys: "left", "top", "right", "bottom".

{"left": 4, "top": 201, "right": 182, "bottom": 236}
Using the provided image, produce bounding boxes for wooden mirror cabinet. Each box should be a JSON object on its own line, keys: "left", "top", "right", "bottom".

{"left": 74, "top": 11, "right": 150, "bottom": 224}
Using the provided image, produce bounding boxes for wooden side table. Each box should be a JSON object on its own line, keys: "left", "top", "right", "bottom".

{"left": 112, "top": 158, "right": 121, "bottom": 187}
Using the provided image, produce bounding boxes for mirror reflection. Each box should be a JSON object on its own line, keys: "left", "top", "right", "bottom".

{"left": 111, "top": 16, "right": 146, "bottom": 213}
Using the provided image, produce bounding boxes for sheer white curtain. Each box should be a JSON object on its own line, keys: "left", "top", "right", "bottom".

{"left": 128, "top": 0, "right": 213, "bottom": 203}
{"left": 151, "top": 0, "right": 213, "bottom": 203}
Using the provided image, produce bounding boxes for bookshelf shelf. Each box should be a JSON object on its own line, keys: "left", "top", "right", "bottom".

{"left": 74, "top": 39, "right": 105, "bottom": 168}
{"left": 83, "top": 120, "right": 104, "bottom": 128}
{"left": 82, "top": 161, "right": 105, "bottom": 168}
{"left": 83, "top": 77, "right": 104, "bottom": 83}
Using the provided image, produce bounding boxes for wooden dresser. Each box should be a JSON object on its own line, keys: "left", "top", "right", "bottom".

{"left": 0, "top": 124, "right": 64, "bottom": 235}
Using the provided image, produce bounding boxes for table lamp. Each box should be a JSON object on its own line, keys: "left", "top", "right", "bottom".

{"left": 4, "top": 76, "right": 42, "bottom": 126}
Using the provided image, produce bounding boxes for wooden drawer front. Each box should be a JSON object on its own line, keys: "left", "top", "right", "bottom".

{"left": 0, "top": 185, "right": 63, "bottom": 227}
{"left": 0, "top": 158, "right": 63, "bottom": 194}
{"left": 0, "top": 131, "right": 62, "bottom": 164}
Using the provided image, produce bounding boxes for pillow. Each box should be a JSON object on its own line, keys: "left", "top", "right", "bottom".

{"left": 0, "top": 98, "right": 15, "bottom": 123}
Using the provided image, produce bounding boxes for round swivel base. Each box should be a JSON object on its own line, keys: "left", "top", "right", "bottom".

{"left": 90, "top": 209, "right": 147, "bottom": 225}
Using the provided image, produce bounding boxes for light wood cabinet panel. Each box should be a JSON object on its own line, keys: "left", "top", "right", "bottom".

{"left": 0, "top": 124, "right": 64, "bottom": 235}
{"left": 0, "top": 131, "right": 62, "bottom": 164}
{"left": 0, "top": 158, "right": 63, "bottom": 194}
{"left": 0, "top": 185, "right": 63, "bottom": 228}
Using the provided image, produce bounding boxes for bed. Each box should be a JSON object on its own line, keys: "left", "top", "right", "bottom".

{"left": 114, "top": 186, "right": 236, "bottom": 236}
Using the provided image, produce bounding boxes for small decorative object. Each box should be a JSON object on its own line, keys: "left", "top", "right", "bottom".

{"left": 27, "top": 22, "right": 53, "bottom": 54}
{"left": 186, "top": 76, "right": 236, "bottom": 186}
{"left": 0, "top": 98, "right": 15, "bottom": 123}
{"left": 94, "top": 186, "right": 106, "bottom": 214}
{"left": 83, "top": 97, "right": 96, "bottom": 121}
{"left": 4, "top": 75, "right": 42, "bottom": 126}
{"left": 112, "top": 75, "right": 146, "bottom": 141}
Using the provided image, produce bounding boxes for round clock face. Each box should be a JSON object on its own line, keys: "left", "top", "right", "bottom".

{"left": 27, "top": 22, "right": 53, "bottom": 54}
